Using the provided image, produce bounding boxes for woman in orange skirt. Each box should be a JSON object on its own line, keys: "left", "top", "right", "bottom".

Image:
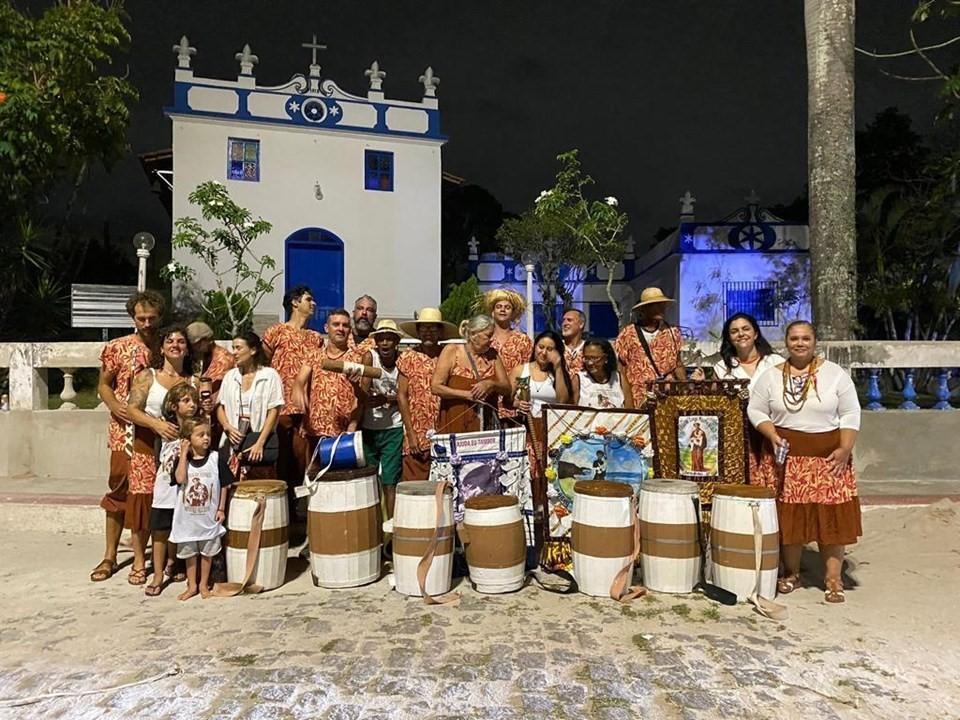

{"left": 747, "top": 320, "right": 861, "bottom": 604}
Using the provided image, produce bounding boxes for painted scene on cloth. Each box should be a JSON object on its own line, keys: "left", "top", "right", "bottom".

{"left": 677, "top": 414, "right": 719, "bottom": 478}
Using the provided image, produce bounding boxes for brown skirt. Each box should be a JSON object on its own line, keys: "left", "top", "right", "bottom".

{"left": 778, "top": 498, "right": 862, "bottom": 546}
{"left": 437, "top": 375, "right": 491, "bottom": 434}
{"left": 100, "top": 450, "right": 130, "bottom": 514}
{"left": 402, "top": 452, "right": 431, "bottom": 482}
{"left": 123, "top": 492, "right": 152, "bottom": 531}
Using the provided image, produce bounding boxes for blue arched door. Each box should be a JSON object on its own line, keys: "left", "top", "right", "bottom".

{"left": 284, "top": 228, "right": 344, "bottom": 331}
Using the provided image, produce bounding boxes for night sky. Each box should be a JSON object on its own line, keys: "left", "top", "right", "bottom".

{"left": 57, "top": 1, "right": 957, "bottom": 258}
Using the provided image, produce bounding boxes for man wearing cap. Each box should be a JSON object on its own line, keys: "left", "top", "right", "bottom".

{"left": 360, "top": 319, "right": 406, "bottom": 517}
{"left": 560, "top": 308, "right": 587, "bottom": 373}
{"left": 186, "top": 322, "right": 235, "bottom": 405}
{"left": 349, "top": 294, "right": 378, "bottom": 355}
{"left": 397, "top": 308, "right": 457, "bottom": 481}
{"left": 613, "top": 287, "right": 686, "bottom": 406}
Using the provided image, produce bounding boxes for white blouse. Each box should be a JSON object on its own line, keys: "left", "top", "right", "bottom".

{"left": 577, "top": 370, "right": 626, "bottom": 409}
{"left": 747, "top": 360, "right": 861, "bottom": 433}
{"left": 711, "top": 353, "right": 782, "bottom": 393}
{"left": 218, "top": 366, "right": 284, "bottom": 447}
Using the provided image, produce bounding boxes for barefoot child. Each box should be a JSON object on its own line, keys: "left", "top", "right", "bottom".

{"left": 168, "top": 417, "right": 235, "bottom": 600}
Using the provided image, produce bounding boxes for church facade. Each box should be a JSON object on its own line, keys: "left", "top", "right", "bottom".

{"left": 166, "top": 36, "right": 445, "bottom": 328}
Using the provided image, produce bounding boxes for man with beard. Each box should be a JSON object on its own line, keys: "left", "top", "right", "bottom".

{"left": 397, "top": 308, "right": 457, "bottom": 481}
{"left": 90, "top": 290, "right": 164, "bottom": 582}
{"left": 560, "top": 308, "right": 587, "bottom": 373}
{"left": 614, "top": 287, "right": 686, "bottom": 407}
{"left": 350, "top": 294, "right": 378, "bottom": 355}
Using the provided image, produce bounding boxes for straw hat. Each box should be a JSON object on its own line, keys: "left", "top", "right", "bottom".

{"left": 479, "top": 288, "right": 526, "bottom": 322}
{"left": 368, "top": 318, "right": 405, "bottom": 338}
{"left": 185, "top": 321, "right": 215, "bottom": 343}
{"left": 399, "top": 308, "right": 460, "bottom": 340}
{"left": 632, "top": 287, "right": 674, "bottom": 310}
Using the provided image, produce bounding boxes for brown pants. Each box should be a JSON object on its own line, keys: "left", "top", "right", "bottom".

{"left": 402, "top": 452, "right": 431, "bottom": 481}
{"left": 99, "top": 450, "right": 130, "bottom": 514}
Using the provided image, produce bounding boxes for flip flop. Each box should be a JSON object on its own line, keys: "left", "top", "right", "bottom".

{"left": 90, "top": 559, "right": 118, "bottom": 582}
{"left": 127, "top": 568, "right": 147, "bottom": 586}
{"left": 144, "top": 583, "right": 163, "bottom": 597}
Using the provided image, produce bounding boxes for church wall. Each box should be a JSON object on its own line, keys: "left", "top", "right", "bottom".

{"left": 628, "top": 255, "right": 682, "bottom": 326}
{"left": 171, "top": 116, "right": 441, "bottom": 321}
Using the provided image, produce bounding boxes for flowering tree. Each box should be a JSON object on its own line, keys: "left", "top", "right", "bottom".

{"left": 161, "top": 181, "right": 279, "bottom": 336}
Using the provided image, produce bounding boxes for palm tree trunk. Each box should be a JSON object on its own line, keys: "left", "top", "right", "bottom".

{"left": 805, "top": 0, "right": 857, "bottom": 339}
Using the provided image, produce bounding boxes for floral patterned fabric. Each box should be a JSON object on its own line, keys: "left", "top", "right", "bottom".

{"left": 613, "top": 324, "right": 683, "bottom": 406}
{"left": 201, "top": 344, "right": 235, "bottom": 384}
{"left": 100, "top": 334, "right": 151, "bottom": 452}
{"left": 752, "top": 438, "right": 857, "bottom": 505}
{"left": 492, "top": 330, "right": 531, "bottom": 419}
{"left": 396, "top": 349, "right": 440, "bottom": 455}
{"left": 564, "top": 345, "right": 584, "bottom": 374}
{"left": 262, "top": 323, "right": 323, "bottom": 416}
{"left": 300, "top": 346, "right": 363, "bottom": 439}
{"left": 348, "top": 335, "right": 377, "bottom": 356}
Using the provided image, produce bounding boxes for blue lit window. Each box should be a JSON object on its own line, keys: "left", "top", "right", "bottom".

{"left": 227, "top": 138, "right": 260, "bottom": 182}
{"left": 724, "top": 281, "right": 777, "bottom": 325}
{"left": 365, "top": 150, "right": 394, "bottom": 191}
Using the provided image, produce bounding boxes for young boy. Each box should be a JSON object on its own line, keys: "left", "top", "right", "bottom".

{"left": 168, "top": 417, "right": 235, "bottom": 600}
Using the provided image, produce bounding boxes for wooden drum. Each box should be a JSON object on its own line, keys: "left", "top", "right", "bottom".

{"left": 307, "top": 466, "right": 382, "bottom": 588}
{"left": 571, "top": 481, "right": 635, "bottom": 597}
{"left": 638, "top": 479, "right": 701, "bottom": 594}
{"left": 226, "top": 480, "right": 289, "bottom": 591}
{"left": 710, "top": 484, "right": 779, "bottom": 601}
{"left": 462, "top": 495, "right": 526, "bottom": 594}
{"left": 392, "top": 481, "right": 454, "bottom": 597}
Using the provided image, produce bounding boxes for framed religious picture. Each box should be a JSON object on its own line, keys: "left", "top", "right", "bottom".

{"left": 650, "top": 379, "right": 750, "bottom": 504}
{"left": 540, "top": 404, "right": 658, "bottom": 570}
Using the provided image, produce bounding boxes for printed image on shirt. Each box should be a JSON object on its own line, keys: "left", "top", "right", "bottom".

{"left": 184, "top": 476, "right": 211, "bottom": 514}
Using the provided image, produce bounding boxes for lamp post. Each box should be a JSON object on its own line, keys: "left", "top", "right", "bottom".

{"left": 133, "top": 232, "right": 155, "bottom": 292}
{"left": 520, "top": 251, "right": 537, "bottom": 340}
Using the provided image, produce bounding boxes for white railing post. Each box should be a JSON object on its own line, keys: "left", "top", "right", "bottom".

{"left": 59, "top": 367, "right": 78, "bottom": 410}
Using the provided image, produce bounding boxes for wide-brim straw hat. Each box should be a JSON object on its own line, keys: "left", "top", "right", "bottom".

{"left": 632, "top": 286, "right": 675, "bottom": 310}
{"left": 399, "top": 308, "right": 460, "bottom": 340}
{"left": 368, "top": 318, "right": 406, "bottom": 338}
{"left": 479, "top": 288, "right": 526, "bottom": 322}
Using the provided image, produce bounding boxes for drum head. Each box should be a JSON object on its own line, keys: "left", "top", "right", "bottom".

{"left": 232, "top": 480, "right": 287, "bottom": 498}
{"left": 315, "top": 465, "right": 379, "bottom": 482}
{"left": 574, "top": 480, "right": 634, "bottom": 499}
{"left": 465, "top": 494, "right": 517, "bottom": 511}
{"left": 642, "top": 478, "right": 699, "bottom": 495}
{"left": 713, "top": 484, "right": 776, "bottom": 500}
{"left": 397, "top": 480, "right": 452, "bottom": 496}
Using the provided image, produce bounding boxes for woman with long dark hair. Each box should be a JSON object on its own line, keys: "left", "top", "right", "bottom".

{"left": 571, "top": 338, "right": 634, "bottom": 409}
{"left": 693, "top": 313, "right": 780, "bottom": 389}
{"left": 509, "top": 330, "right": 573, "bottom": 419}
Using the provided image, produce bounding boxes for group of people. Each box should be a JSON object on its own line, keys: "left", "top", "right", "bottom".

{"left": 88, "top": 282, "right": 862, "bottom": 605}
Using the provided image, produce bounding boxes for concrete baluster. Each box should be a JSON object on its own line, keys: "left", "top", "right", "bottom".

{"left": 933, "top": 369, "right": 954, "bottom": 411}
{"left": 898, "top": 369, "right": 920, "bottom": 410}
{"left": 59, "top": 367, "right": 78, "bottom": 410}
{"left": 9, "top": 343, "right": 49, "bottom": 411}
{"left": 865, "top": 368, "right": 884, "bottom": 411}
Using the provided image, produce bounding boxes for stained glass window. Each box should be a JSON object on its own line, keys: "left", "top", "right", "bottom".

{"left": 227, "top": 138, "right": 260, "bottom": 182}
{"left": 364, "top": 150, "right": 393, "bottom": 191}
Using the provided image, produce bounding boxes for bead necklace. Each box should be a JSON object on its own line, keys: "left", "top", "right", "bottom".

{"left": 781, "top": 357, "right": 821, "bottom": 411}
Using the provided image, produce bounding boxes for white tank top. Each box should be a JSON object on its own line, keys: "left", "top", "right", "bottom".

{"left": 168, "top": 451, "right": 225, "bottom": 544}
{"left": 363, "top": 352, "right": 402, "bottom": 430}
{"left": 145, "top": 369, "right": 167, "bottom": 419}
{"left": 577, "top": 369, "right": 625, "bottom": 409}
{"left": 521, "top": 363, "right": 556, "bottom": 417}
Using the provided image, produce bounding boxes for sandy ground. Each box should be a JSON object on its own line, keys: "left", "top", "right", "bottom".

{"left": 0, "top": 502, "right": 958, "bottom": 720}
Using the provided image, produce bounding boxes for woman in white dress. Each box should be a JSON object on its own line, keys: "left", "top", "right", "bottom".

{"left": 571, "top": 339, "right": 634, "bottom": 409}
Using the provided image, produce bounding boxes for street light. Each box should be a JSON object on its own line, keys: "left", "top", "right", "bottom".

{"left": 133, "top": 232, "right": 155, "bottom": 292}
{"left": 520, "top": 251, "right": 538, "bottom": 340}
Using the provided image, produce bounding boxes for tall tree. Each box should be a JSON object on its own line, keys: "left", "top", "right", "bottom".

{"left": 805, "top": 0, "right": 857, "bottom": 339}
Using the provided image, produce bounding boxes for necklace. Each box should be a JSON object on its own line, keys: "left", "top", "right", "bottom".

{"left": 325, "top": 345, "right": 348, "bottom": 360}
{"left": 781, "top": 358, "right": 820, "bottom": 411}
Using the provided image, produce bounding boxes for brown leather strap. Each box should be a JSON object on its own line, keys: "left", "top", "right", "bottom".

{"left": 747, "top": 501, "right": 788, "bottom": 620}
{"left": 416, "top": 481, "right": 460, "bottom": 606}
{"left": 212, "top": 495, "right": 266, "bottom": 596}
{"left": 609, "top": 496, "right": 646, "bottom": 603}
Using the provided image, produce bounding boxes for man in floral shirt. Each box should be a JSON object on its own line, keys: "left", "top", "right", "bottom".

{"left": 90, "top": 290, "right": 164, "bottom": 583}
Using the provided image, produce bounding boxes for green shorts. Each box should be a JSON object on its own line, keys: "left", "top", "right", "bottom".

{"left": 362, "top": 427, "right": 404, "bottom": 486}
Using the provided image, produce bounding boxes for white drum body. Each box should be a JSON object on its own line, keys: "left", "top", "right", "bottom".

{"left": 307, "top": 467, "right": 382, "bottom": 589}
{"left": 710, "top": 487, "right": 779, "bottom": 601}
{"left": 226, "top": 481, "right": 289, "bottom": 591}
{"left": 392, "top": 482, "right": 454, "bottom": 597}
{"left": 638, "top": 479, "right": 701, "bottom": 594}
{"left": 462, "top": 496, "right": 525, "bottom": 594}
{"left": 571, "top": 481, "right": 635, "bottom": 598}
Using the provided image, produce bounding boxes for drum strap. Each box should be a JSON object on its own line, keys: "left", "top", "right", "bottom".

{"left": 747, "top": 502, "right": 789, "bottom": 620}
{"left": 417, "top": 481, "right": 461, "bottom": 606}
{"left": 609, "top": 497, "right": 647, "bottom": 603}
{"left": 295, "top": 434, "right": 345, "bottom": 498}
{"left": 212, "top": 495, "right": 266, "bottom": 597}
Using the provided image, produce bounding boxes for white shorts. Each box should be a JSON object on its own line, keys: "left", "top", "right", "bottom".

{"left": 176, "top": 537, "right": 222, "bottom": 559}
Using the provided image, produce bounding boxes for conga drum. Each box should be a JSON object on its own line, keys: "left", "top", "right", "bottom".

{"left": 226, "top": 480, "right": 289, "bottom": 591}
{"left": 307, "top": 431, "right": 366, "bottom": 475}
{"left": 461, "top": 495, "right": 525, "bottom": 594}
{"left": 571, "top": 481, "right": 636, "bottom": 597}
{"left": 307, "top": 465, "right": 382, "bottom": 588}
{"left": 638, "top": 479, "right": 700, "bottom": 594}
{"left": 392, "top": 481, "right": 454, "bottom": 597}
{"left": 710, "top": 484, "right": 779, "bottom": 601}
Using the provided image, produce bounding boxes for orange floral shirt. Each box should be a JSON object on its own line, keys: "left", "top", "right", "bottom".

{"left": 614, "top": 324, "right": 683, "bottom": 406}
{"left": 396, "top": 349, "right": 441, "bottom": 455}
{"left": 300, "top": 346, "right": 364, "bottom": 439}
{"left": 564, "top": 343, "right": 584, "bottom": 374}
{"left": 348, "top": 335, "right": 377, "bottom": 355}
{"left": 201, "top": 344, "right": 235, "bottom": 384}
{"left": 263, "top": 323, "right": 323, "bottom": 416}
{"left": 100, "top": 334, "right": 152, "bottom": 451}
{"left": 492, "top": 330, "right": 531, "bottom": 418}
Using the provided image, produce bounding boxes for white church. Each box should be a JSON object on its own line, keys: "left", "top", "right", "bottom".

{"left": 164, "top": 35, "right": 445, "bottom": 329}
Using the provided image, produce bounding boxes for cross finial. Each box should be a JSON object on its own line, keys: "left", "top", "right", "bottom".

{"left": 679, "top": 190, "right": 696, "bottom": 216}
{"left": 365, "top": 60, "right": 386, "bottom": 91}
{"left": 172, "top": 35, "right": 196, "bottom": 69}
{"left": 419, "top": 66, "right": 440, "bottom": 97}
{"left": 234, "top": 43, "right": 258, "bottom": 75}
{"left": 745, "top": 189, "right": 760, "bottom": 206}
{"left": 302, "top": 33, "right": 327, "bottom": 76}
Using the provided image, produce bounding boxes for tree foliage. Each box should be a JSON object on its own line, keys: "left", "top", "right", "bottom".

{"left": 439, "top": 276, "right": 481, "bottom": 330}
{"left": 162, "top": 181, "right": 281, "bottom": 337}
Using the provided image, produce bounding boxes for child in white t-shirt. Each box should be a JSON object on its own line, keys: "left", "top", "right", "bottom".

{"left": 169, "top": 417, "right": 235, "bottom": 600}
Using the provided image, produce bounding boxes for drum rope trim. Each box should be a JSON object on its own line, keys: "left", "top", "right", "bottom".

{"left": 415, "top": 481, "right": 461, "bottom": 606}
{"left": 747, "top": 501, "right": 789, "bottom": 620}
{"left": 296, "top": 433, "right": 346, "bottom": 499}
{"left": 608, "top": 496, "right": 646, "bottom": 603}
{"left": 213, "top": 494, "right": 267, "bottom": 596}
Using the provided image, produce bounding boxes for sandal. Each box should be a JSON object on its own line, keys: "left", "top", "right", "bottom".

{"left": 144, "top": 583, "right": 163, "bottom": 597}
{"left": 90, "top": 559, "right": 118, "bottom": 582}
{"left": 777, "top": 574, "right": 800, "bottom": 595}
{"left": 127, "top": 568, "right": 147, "bottom": 586}
{"left": 164, "top": 564, "right": 187, "bottom": 583}
{"left": 824, "top": 578, "right": 845, "bottom": 604}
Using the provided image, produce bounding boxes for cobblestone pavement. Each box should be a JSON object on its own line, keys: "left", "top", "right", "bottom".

{"left": 0, "top": 504, "right": 958, "bottom": 719}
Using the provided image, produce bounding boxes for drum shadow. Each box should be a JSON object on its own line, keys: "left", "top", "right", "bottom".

{"left": 284, "top": 552, "right": 311, "bottom": 584}
{"left": 799, "top": 546, "right": 860, "bottom": 590}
